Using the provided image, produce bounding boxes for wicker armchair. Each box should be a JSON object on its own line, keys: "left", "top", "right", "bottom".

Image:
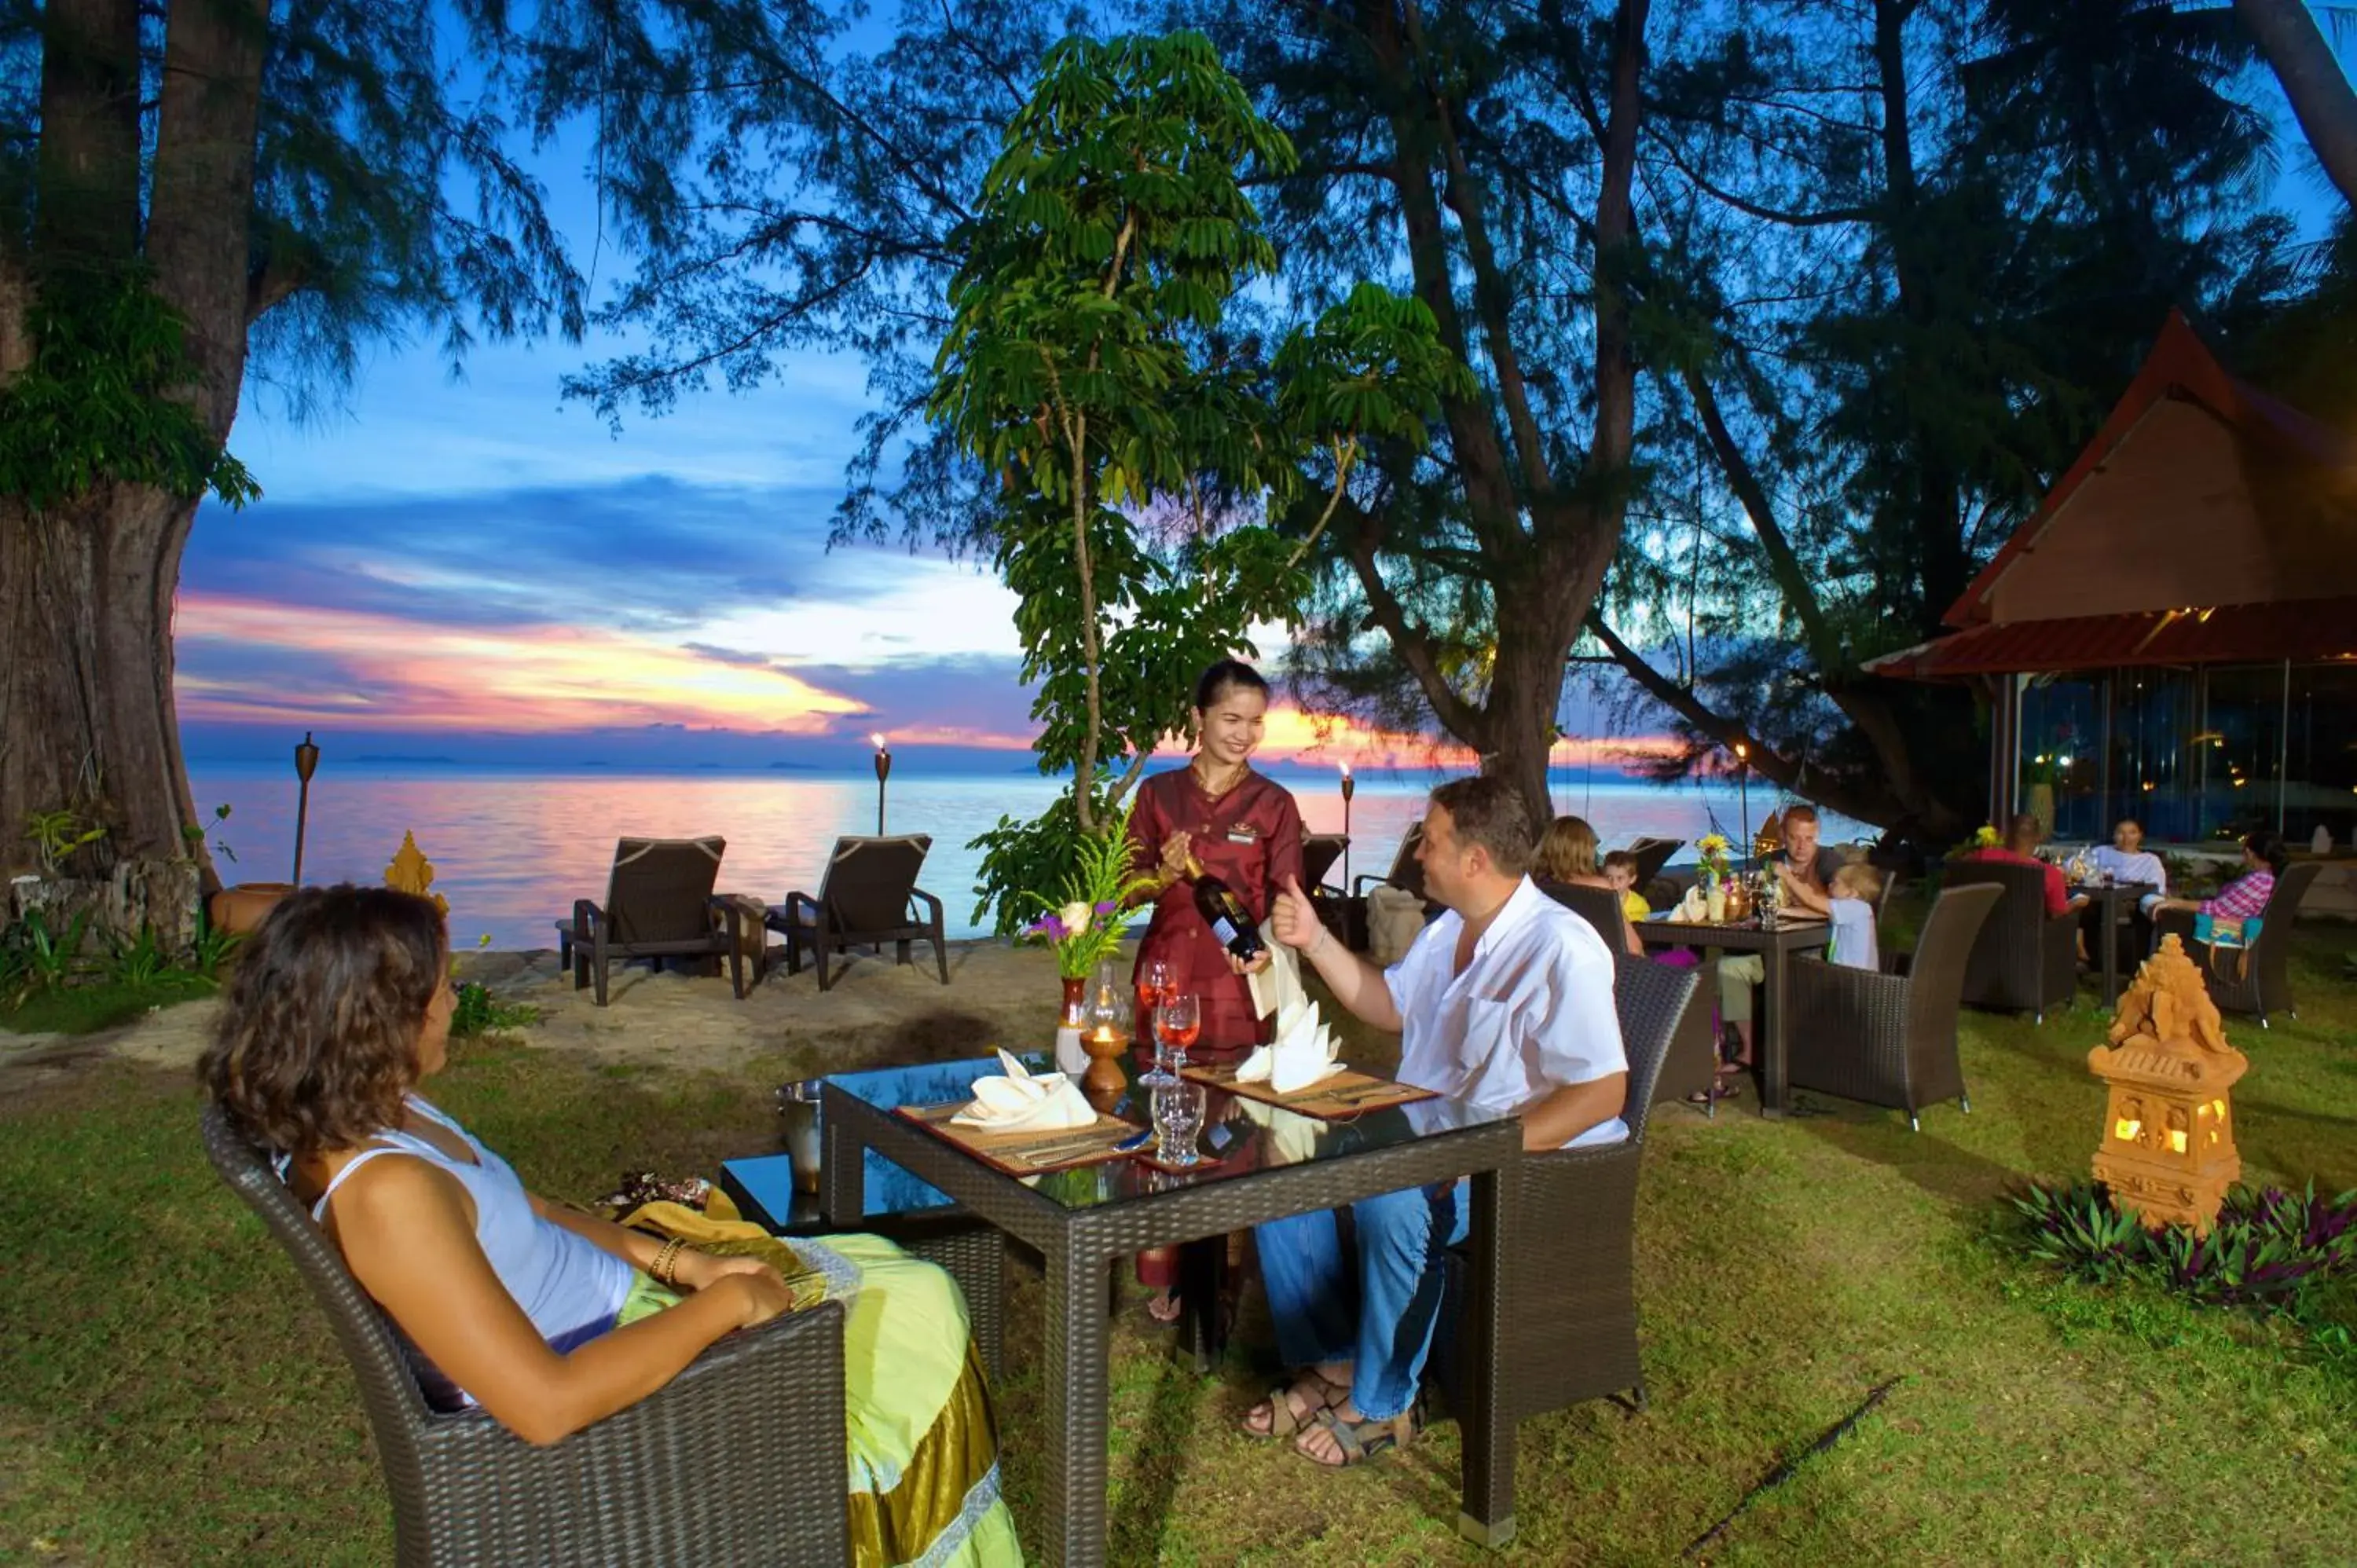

{"left": 201, "top": 1106, "right": 851, "bottom": 1567}
{"left": 1945, "top": 859, "right": 2077, "bottom": 1022}
{"left": 1783, "top": 883, "right": 2002, "bottom": 1130}
{"left": 1434, "top": 954, "right": 1697, "bottom": 1423}
{"left": 768, "top": 834, "right": 948, "bottom": 991}
{"left": 559, "top": 836, "right": 748, "bottom": 1007}
{"left": 2150, "top": 860, "right": 2323, "bottom": 1027}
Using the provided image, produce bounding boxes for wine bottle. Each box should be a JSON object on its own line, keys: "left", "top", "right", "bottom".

{"left": 1182, "top": 852, "right": 1266, "bottom": 962}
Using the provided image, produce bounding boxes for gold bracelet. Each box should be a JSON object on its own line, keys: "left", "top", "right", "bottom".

{"left": 651, "top": 1236, "right": 686, "bottom": 1288}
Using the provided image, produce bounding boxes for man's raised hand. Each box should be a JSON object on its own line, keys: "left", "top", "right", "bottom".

{"left": 1270, "top": 875, "right": 1321, "bottom": 952}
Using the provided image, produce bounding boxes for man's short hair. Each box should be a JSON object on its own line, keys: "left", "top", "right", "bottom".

{"left": 1428, "top": 775, "right": 1534, "bottom": 877}
{"left": 1783, "top": 803, "right": 1820, "bottom": 827}
{"left": 2004, "top": 812, "right": 2045, "bottom": 851}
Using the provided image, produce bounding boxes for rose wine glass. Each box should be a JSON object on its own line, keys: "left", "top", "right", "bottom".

{"left": 1155, "top": 991, "right": 1201, "bottom": 1082}
{"left": 1138, "top": 959, "right": 1179, "bottom": 1086}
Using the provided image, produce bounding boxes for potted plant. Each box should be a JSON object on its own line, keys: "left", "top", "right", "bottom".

{"left": 192, "top": 804, "right": 291, "bottom": 936}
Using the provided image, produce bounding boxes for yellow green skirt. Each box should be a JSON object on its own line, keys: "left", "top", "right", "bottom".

{"left": 618, "top": 1211, "right": 1022, "bottom": 1567}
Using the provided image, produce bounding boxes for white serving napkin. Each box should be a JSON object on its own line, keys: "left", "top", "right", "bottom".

{"left": 1235, "top": 997, "right": 1346, "bottom": 1094}
{"left": 951, "top": 1049, "right": 1098, "bottom": 1132}
{"left": 1245, "top": 940, "right": 1309, "bottom": 1022}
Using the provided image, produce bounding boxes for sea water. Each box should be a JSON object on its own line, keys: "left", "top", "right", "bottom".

{"left": 185, "top": 760, "right": 1865, "bottom": 947}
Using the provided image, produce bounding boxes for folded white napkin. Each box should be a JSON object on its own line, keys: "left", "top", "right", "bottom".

{"left": 951, "top": 1049, "right": 1098, "bottom": 1131}
{"left": 1246, "top": 940, "right": 1309, "bottom": 1022}
{"left": 1235, "top": 997, "right": 1346, "bottom": 1094}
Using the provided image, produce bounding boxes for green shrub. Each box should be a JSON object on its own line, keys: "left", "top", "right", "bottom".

{"left": 2011, "top": 1179, "right": 2357, "bottom": 1313}
{"left": 451, "top": 981, "right": 539, "bottom": 1040}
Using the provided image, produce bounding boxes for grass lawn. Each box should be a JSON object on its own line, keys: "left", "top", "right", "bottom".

{"left": 0, "top": 979, "right": 216, "bottom": 1037}
{"left": 2, "top": 930, "right": 2352, "bottom": 1566}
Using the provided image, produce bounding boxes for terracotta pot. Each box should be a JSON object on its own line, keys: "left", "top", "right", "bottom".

{"left": 210, "top": 882, "right": 295, "bottom": 936}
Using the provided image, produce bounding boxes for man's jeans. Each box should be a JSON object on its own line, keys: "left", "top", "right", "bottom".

{"left": 1254, "top": 1179, "right": 1469, "bottom": 1421}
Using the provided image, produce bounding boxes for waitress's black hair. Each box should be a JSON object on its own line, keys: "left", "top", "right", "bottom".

{"left": 1193, "top": 659, "right": 1269, "bottom": 712}
{"left": 2243, "top": 829, "right": 2289, "bottom": 875}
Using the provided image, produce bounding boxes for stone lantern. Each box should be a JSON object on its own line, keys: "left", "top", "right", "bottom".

{"left": 2088, "top": 936, "right": 2246, "bottom": 1235}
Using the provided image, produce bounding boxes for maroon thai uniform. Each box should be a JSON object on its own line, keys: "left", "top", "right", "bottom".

{"left": 1127, "top": 765, "right": 1304, "bottom": 1051}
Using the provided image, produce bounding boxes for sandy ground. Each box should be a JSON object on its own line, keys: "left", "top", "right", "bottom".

{"left": 1, "top": 939, "right": 1088, "bottom": 1087}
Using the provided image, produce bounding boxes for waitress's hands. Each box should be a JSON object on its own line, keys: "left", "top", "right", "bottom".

{"left": 1269, "top": 876, "right": 1324, "bottom": 954}
{"left": 1158, "top": 830, "right": 1193, "bottom": 880}
{"left": 1227, "top": 947, "right": 1273, "bottom": 976}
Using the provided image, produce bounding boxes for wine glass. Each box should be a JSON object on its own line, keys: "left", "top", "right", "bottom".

{"left": 1151, "top": 1081, "right": 1207, "bottom": 1168}
{"left": 1156, "top": 991, "right": 1201, "bottom": 1081}
{"left": 1138, "top": 960, "right": 1180, "bottom": 1086}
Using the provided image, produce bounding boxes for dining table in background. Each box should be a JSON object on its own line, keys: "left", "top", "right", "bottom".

{"left": 1633, "top": 913, "right": 1831, "bottom": 1116}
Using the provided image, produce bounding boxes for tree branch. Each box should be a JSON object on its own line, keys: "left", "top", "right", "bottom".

{"left": 1680, "top": 363, "right": 1844, "bottom": 672}
{"left": 1347, "top": 506, "right": 1484, "bottom": 745}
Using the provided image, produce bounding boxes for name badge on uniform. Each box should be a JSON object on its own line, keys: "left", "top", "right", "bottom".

{"left": 1225, "top": 823, "right": 1259, "bottom": 845}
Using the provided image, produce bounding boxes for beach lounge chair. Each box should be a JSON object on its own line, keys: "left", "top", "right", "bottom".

{"left": 1300, "top": 833, "right": 1348, "bottom": 893}
{"left": 560, "top": 837, "right": 747, "bottom": 1007}
{"left": 1626, "top": 836, "right": 1682, "bottom": 885}
{"left": 200, "top": 1105, "right": 852, "bottom": 1567}
{"left": 1783, "top": 882, "right": 2002, "bottom": 1130}
{"left": 767, "top": 834, "right": 948, "bottom": 992}
{"left": 1352, "top": 820, "right": 1428, "bottom": 903}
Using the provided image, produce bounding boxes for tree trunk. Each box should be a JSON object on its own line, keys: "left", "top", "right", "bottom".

{"left": 0, "top": 488, "right": 209, "bottom": 892}
{"left": 1481, "top": 589, "right": 1571, "bottom": 832}
{"left": 2237, "top": 0, "right": 2357, "bottom": 212}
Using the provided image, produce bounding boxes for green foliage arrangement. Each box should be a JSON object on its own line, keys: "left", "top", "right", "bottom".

{"left": 450, "top": 982, "right": 541, "bottom": 1042}
{"left": 24, "top": 808, "right": 108, "bottom": 877}
{"left": 0, "top": 266, "right": 259, "bottom": 511}
{"left": 2009, "top": 1179, "right": 2357, "bottom": 1313}
{"left": 1010, "top": 801, "right": 1157, "bottom": 977}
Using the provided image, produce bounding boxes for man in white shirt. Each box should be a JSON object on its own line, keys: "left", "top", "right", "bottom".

{"left": 1241, "top": 775, "right": 1628, "bottom": 1467}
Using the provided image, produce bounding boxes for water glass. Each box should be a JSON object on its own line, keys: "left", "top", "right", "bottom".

{"left": 1151, "top": 1081, "right": 1207, "bottom": 1167}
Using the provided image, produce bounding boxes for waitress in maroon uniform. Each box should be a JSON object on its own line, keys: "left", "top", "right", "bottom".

{"left": 1127, "top": 658, "right": 1303, "bottom": 1321}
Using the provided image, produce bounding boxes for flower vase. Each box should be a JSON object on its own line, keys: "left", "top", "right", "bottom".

{"left": 1054, "top": 974, "right": 1089, "bottom": 1076}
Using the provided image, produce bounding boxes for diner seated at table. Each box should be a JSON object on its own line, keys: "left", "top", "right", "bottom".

{"left": 1959, "top": 813, "right": 2089, "bottom": 919}
{"left": 1533, "top": 814, "right": 1644, "bottom": 955}
{"left": 1243, "top": 776, "right": 1628, "bottom": 1468}
{"left": 200, "top": 885, "right": 1020, "bottom": 1567}
{"left": 1717, "top": 803, "right": 1839, "bottom": 1085}
{"left": 2088, "top": 818, "right": 2168, "bottom": 907}
{"left": 2148, "top": 829, "right": 2286, "bottom": 926}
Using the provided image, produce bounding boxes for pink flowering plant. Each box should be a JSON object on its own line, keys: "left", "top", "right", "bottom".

{"left": 1019, "top": 802, "right": 1155, "bottom": 979}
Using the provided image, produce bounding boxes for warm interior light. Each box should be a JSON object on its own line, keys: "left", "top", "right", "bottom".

{"left": 2168, "top": 1129, "right": 2189, "bottom": 1153}
{"left": 2114, "top": 1117, "right": 2142, "bottom": 1141}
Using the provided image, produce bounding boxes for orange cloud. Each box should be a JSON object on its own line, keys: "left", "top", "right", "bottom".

{"left": 177, "top": 592, "right": 867, "bottom": 732}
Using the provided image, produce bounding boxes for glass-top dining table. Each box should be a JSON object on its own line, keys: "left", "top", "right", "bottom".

{"left": 739, "top": 1048, "right": 1530, "bottom": 1567}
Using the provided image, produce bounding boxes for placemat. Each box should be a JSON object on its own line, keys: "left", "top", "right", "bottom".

{"left": 896, "top": 1101, "right": 1143, "bottom": 1176}
{"left": 1182, "top": 1064, "right": 1436, "bottom": 1121}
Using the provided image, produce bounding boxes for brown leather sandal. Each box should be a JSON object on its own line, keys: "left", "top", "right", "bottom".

{"left": 1243, "top": 1372, "right": 1348, "bottom": 1441}
{"left": 1295, "top": 1404, "right": 1417, "bottom": 1467}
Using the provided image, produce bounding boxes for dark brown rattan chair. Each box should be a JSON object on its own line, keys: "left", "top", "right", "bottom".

{"left": 200, "top": 1105, "right": 850, "bottom": 1567}
{"left": 2150, "top": 860, "right": 2323, "bottom": 1028}
{"left": 1535, "top": 882, "right": 1714, "bottom": 1113}
{"left": 1944, "top": 859, "right": 2077, "bottom": 1022}
{"left": 562, "top": 837, "right": 746, "bottom": 1007}
{"left": 1783, "top": 882, "right": 2002, "bottom": 1131}
{"left": 767, "top": 834, "right": 948, "bottom": 991}
{"left": 1434, "top": 953, "right": 1697, "bottom": 1423}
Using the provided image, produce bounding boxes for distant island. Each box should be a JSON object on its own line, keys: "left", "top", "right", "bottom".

{"left": 353, "top": 754, "right": 460, "bottom": 764}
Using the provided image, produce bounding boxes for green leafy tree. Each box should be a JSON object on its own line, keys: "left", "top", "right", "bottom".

{"left": 931, "top": 31, "right": 1462, "bottom": 928}
{"left": 0, "top": 0, "right": 651, "bottom": 903}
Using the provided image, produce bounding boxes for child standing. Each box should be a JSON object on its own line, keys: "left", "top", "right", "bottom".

{"left": 1826, "top": 862, "right": 1884, "bottom": 973}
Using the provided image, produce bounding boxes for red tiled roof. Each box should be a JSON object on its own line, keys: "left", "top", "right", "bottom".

{"left": 1865, "top": 598, "right": 2357, "bottom": 681}
{"left": 1942, "top": 310, "right": 2357, "bottom": 629}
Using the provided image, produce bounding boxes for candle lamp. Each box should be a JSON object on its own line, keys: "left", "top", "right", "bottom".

{"left": 1082, "top": 966, "right": 1131, "bottom": 1097}
{"left": 291, "top": 731, "right": 321, "bottom": 885}
{"left": 871, "top": 733, "right": 892, "bottom": 834}
{"left": 1732, "top": 740, "right": 1751, "bottom": 869}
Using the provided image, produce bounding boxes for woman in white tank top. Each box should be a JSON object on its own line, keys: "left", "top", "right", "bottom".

{"left": 201, "top": 885, "right": 1019, "bottom": 1566}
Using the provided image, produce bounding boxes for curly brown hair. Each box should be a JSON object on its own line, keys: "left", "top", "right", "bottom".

{"left": 199, "top": 885, "right": 447, "bottom": 1156}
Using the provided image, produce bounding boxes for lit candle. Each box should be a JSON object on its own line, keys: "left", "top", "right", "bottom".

{"left": 1339, "top": 760, "right": 1354, "bottom": 889}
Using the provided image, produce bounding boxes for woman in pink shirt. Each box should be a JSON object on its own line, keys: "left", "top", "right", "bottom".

{"left": 2150, "top": 830, "right": 2286, "bottom": 923}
